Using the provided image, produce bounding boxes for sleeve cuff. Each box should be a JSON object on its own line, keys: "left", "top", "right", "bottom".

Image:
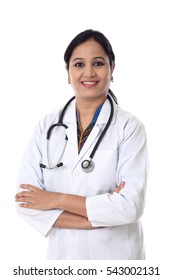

{"left": 16, "top": 205, "right": 64, "bottom": 237}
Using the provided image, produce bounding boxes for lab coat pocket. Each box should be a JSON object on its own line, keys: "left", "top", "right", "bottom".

{"left": 89, "top": 226, "right": 131, "bottom": 259}
{"left": 46, "top": 230, "right": 59, "bottom": 259}
{"left": 87, "top": 149, "right": 118, "bottom": 194}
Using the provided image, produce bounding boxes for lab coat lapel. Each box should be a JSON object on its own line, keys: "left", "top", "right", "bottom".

{"left": 65, "top": 121, "right": 101, "bottom": 170}
{"left": 76, "top": 99, "right": 113, "bottom": 164}
{"left": 65, "top": 123, "right": 78, "bottom": 161}
{"left": 62, "top": 100, "right": 78, "bottom": 163}
{"left": 76, "top": 124, "right": 101, "bottom": 163}
{"left": 63, "top": 97, "right": 116, "bottom": 169}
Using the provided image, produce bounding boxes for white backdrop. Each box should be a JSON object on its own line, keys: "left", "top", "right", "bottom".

{"left": 0, "top": 0, "right": 173, "bottom": 277}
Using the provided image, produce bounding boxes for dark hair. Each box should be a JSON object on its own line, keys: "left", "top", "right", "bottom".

{"left": 64, "top": 29, "right": 115, "bottom": 69}
{"left": 64, "top": 29, "right": 118, "bottom": 104}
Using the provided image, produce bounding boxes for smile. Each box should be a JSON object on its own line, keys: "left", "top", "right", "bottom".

{"left": 81, "top": 81, "right": 98, "bottom": 88}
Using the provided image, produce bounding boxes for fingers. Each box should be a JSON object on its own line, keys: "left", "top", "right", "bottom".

{"left": 113, "top": 181, "right": 125, "bottom": 194}
{"left": 15, "top": 186, "right": 35, "bottom": 203}
{"left": 119, "top": 181, "right": 125, "bottom": 189}
{"left": 15, "top": 194, "right": 31, "bottom": 201}
{"left": 20, "top": 184, "right": 36, "bottom": 192}
{"left": 18, "top": 203, "right": 32, "bottom": 208}
{"left": 15, "top": 184, "right": 42, "bottom": 209}
{"left": 15, "top": 191, "right": 31, "bottom": 197}
{"left": 15, "top": 184, "right": 39, "bottom": 198}
{"left": 15, "top": 193, "right": 33, "bottom": 208}
{"left": 15, "top": 193, "right": 33, "bottom": 209}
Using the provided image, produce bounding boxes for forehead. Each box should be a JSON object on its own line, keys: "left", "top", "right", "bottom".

{"left": 70, "top": 39, "right": 108, "bottom": 60}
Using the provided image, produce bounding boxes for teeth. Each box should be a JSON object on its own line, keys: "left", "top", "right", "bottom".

{"left": 83, "top": 81, "right": 96, "bottom": 85}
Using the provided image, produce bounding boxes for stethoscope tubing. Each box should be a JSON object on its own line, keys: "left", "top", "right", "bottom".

{"left": 46, "top": 96, "right": 75, "bottom": 140}
{"left": 89, "top": 94, "right": 114, "bottom": 160}
{"left": 40, "top": 94, "right": 114, "bottom": 171}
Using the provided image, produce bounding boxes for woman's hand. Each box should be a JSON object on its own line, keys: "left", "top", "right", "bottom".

{"left": 15, "top": 182, "right": 125, "bottom": 212}
{"left": 15, "top": 184, "right": 59, "bottom": 210}
{"left": 113, "top": 181, "right": 125, "bottom": 193}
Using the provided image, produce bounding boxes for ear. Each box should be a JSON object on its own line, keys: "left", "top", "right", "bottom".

{"left": 111, "top": 63, "right": 115, "bottom": 73}
{"left": 111, "top": 63, "right": 115, "bottom": 82}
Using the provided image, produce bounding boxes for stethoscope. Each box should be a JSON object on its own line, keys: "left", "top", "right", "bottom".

{"left": 40, "top": 94, "right": 114, "bottom": 173}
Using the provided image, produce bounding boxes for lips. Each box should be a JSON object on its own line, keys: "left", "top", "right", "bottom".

{"left": 81, "top": 81, "right": 98, "bottom": 88}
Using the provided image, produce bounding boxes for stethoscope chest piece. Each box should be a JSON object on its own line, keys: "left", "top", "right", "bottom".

{"left": 81, "top": 159, "right": 95, "bottom": 173}
{"left": 40, "top": 94, "right": 114, "bottom": 171}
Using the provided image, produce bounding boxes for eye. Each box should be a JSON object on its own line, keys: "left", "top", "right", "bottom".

{"left": 74, "top": 62, "right": 84, "bottom": 67}
{"left": 94, "top": 61, "right": 104, "bottom": 67}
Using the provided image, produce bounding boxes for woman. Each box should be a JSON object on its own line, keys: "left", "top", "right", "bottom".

{"left": 15, "top": 29, "right": 148, "bottom": 260}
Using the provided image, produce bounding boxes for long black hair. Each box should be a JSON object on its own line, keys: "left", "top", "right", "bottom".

{"left": 64, "top": 29, "right": 118, "bottom": 104}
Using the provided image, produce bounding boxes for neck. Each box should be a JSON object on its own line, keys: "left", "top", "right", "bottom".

{"left": 76, "top": 96, "right": 106, "bottom": 115}
{"left": 76, "top": 96, "right": 106, "bottom": 131}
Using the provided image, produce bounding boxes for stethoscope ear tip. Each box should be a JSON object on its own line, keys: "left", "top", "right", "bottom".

{"left": 40, "top": 162, "right": 63, "bottom": 169}
{"left": 57, "top": 162, "right": 63, "bottom": 168}
{"left": 40, "top": 163, "right": 46, "bottom": 169}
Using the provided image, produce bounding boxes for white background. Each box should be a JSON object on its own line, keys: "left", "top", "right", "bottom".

{"left": 0, "top": 0, "right": 173, "bottom": 277}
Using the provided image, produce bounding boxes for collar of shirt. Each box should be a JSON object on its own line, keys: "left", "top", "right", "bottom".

{"left": 76, "top": 104, "right": 103, "bottom": 153}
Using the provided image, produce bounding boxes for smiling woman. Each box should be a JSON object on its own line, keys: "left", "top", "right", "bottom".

{"left": 15, "top": 29, "right": 148, "bottom": 260}
{"left": 67, "top": 43, "right": 113, "bottom": 131}
{"left": 68, "top": 40, "right": 114, "bottom": 111}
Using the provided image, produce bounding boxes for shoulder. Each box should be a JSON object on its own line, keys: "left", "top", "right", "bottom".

{"left": 115, "top": 105, "right": 146, "bottom": 139}
{"left": 36, "top": 107, "right": 63, "bottom": 137}
{"left": 33, "top": 98, "right": 76, "bottom": 137}
{"left": 116, "top": 105, "right": 144, "bottom": 127}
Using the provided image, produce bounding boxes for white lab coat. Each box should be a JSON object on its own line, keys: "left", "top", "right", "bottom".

{"left": 16, "top": 98, "right": 148, "bottom": 259}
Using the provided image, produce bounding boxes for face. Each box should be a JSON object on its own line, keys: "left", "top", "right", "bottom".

{"left": 67, "top": 39, "right": 115, "bottom": 102}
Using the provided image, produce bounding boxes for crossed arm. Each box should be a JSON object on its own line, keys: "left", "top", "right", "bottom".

{"left": 15, "top": 182, "right": 125, "bottom": 230}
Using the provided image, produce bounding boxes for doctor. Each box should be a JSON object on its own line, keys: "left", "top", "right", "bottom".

{"left": 15, "top": 29, "right": 148, "bottom": 260}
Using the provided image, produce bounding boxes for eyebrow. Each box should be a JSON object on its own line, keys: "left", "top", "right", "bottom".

{"left": 72, "top": 56, "right": 105, "bottom": 62}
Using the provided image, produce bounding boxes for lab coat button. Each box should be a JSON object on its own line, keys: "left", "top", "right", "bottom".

{"left": 70, "top": 230, "right": 76, "bottom": 236}
{"left": 73, "top": 170, "right": 79, "bottom": 177}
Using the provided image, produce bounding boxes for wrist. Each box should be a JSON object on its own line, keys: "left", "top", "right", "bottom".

{"left": 53, "top": 192, "right": 64, "bottom": 209}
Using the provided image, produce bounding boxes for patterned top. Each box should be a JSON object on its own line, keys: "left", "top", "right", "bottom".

{"left": 76, "top": 104, "right": 103, "bottom": 153}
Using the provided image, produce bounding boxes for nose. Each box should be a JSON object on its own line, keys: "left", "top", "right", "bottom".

{"left": 83, "top": 65, "right": 96, "bottom": 78}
